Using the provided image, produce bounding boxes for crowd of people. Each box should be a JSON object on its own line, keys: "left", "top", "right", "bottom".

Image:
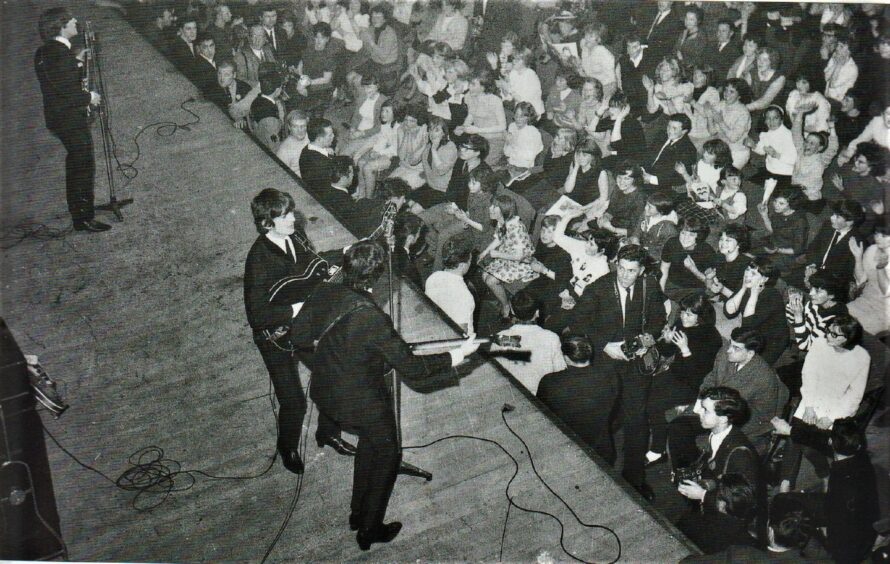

{"left": 131, "top": 0, "right": 890, "bottom": 559}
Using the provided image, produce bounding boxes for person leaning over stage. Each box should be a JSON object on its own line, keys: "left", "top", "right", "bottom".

{"left": 35, "top": 7, "right": 109, "bottom": 233}
{"left": 243, "top": 189, "right": 356, "bottom": 477}
{"left": 290, "top": 240, "right": 479, "bottom": 551}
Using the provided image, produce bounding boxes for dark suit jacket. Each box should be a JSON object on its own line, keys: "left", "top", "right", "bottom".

{"left": 234, "top": 45, "right": 276, "bottom": 87}
{"left": 291, "top": 283, "right": 458, "bottom": 426}
{"left": 192, "top": 55, "right": 218, "bottom": 95}
{"left": 299, "top": 147, "right": 334, "bottom": 193}
{"left": 446, "top": 160, "right": 492, "bottom": 212}
{"left": 697, "top": 426, "right": 759, "bottom": 498}
{"left": 392, "top": 246, "right": 423, "bottom": 287}
{"left": 617, "top": 52, "right": 656, "bottom": 118}
{"left": 168, "top": 36, "right": 197, "bottom": 75}
{"left": 207, "top": 78, "right": 253, "bottom": 111}
{"left": 243, "top": 230, "right": 327, "bottom": 334}
{"left": 803, "top": 224, "right": 858, "bottom": 286}
{"left": 34, "top": 40, "right": 92, "bottom": 132}
{"left": 250, "top": 95, "right": 280, "bottom": 123}
{"left": 637, "top": 6, "right": 684, "bottom": 63}
{"left": 562, "top": 271, "right": 667, "bottom": 359}
{"left": 708, "top": 38, "right": 742, "bottom": 83}
{"left": 648, "top": 134, "right": 698, "bottom": 189}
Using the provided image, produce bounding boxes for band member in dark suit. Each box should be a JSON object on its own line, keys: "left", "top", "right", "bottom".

{"left": 290, "top": 241, "right": 478, "bottom": 550}
{"left": 244, "top": 189, "right": 356, "bottom": 476}
{"left": 557, "top": 244, "right": 667, "bottom": 501}
{"left": 34, "top": 8, "right": 109, "bottom": 232}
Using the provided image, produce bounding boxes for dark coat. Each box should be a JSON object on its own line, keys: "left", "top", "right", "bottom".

{"left": 168, "top": 36, "right": 197, "bottom": 75}
{"left": 34, "top": 40, "right": 92, "bottom": 132}
{"left": 647, "top": 134, "right": 699, "bottom": 190}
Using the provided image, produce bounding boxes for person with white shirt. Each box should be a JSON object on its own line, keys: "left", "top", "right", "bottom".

{"left": 425, "top": 240, "right": 475, "bottom": 334}
{"left": 778, "top": 315, "right": 869, "bottom": 494}
{"left": 503, "top": 102, "right": 544, "bottom": 171}
{"left": 785, "top": 74, "right": 831, "bottom": 134}
{"left": 745, "top": 105, "right": 797, "bottom": 188}
{"left": 838, "top": 104, "right": 890, "bottom": 165}
{"left": 577, "top": 22, "right": 617, "bottom": 99}
{"left": 244, "top": 188, "right": 356, "bottom": 476}
{"left": 492, "top": 291, "right": 566, "bottom": 395}
{"left": 552, "top": 207, "right": 610, "bottom": 297}
{"left": 504, "top": 48, "right": 545, "bottom": 118}
{"left": 823, "top": 31, "right": 858, "bottom": 103}
{"left": 276, "top": 110, "right": 310, "bottom": 178}
{"left": 425, "top": 0, "right": 469, "bottom": 52}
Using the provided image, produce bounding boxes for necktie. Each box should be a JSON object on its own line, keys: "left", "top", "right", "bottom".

{"left": 652, "top": 139, "right": 673, "bottom": 166}
{"left": 648, "top": 11, "right": 665, "bottom": 40}
{"left": 285, "top": 238, "right": 295, "bottom": 263}
{"left": 821, "top": 231, "right": 840, "bottom": 267}
{"left": 270, "top": 30, "right": 277, "bottom": 50}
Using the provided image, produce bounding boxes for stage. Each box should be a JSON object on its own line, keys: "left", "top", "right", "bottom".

{"left": 0, "top": 2, "right": 697, "bottom": 560}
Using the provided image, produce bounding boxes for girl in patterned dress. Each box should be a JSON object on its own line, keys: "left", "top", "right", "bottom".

{"left": 481, "top": 194, "right": 539, "bottom": 318}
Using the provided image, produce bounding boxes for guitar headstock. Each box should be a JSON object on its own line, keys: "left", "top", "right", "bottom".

{"left": 491, "top": 334, "right": 521, "bottom": 348}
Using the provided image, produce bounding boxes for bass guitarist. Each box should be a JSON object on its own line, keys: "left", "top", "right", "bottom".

{"left": 244, "top": 188, "right": 356, "bottom": 475}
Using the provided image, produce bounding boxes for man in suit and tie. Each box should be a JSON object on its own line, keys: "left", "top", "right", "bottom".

{"left": 299, "top": 117, "right": 337, "bottom": 195}
{"left": 560, "top": 244, "right": 667, "bottom": 501}
{"left": 235, "top": 24, "right": 276, "bottom": 88}
{"left": 260, "top": 8, "right": 282, "bottom": 56}
{"left": 191, "top": 33, "right": 218, "bottom": 95}
{"left": 207, "top": 60, "right": 258, "bottom": 128}
{"left": 34, "top": 8, "right": 109, "bottom": 233}
{"left": 168, "top": 16, "right": 198, "bottom": 75}
{"left": 637, "top": 0, "right": 684, "bottom": 65}
{"left": 791, "top": 199, "right": 864, "bottom": 290}
{"left": 642, "top": 113, "right": 698, "bottom": 191}
{"left": 708, "top": 19, "right": 741, "bottom": 84}
{"left": 617, "top": 34, "right": 655, "bottom": 119}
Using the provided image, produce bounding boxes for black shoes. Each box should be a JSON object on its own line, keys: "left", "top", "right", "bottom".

{"left": 279, "top": 448, "right": 304, "bottom": 475}
{"left": 349, "top": 512, "right": 360, "bottom": 531}
{"left": 357, "top": 522, "right": 402, "bottom": 551}
{"left": 634, "top": 481, "right": 656, "bottom": 502}
{"left": 73, "top": 219, "right": 112, "bottom": 232}
{"left": 316, "top": 434, "right": 357, "bottom": 456}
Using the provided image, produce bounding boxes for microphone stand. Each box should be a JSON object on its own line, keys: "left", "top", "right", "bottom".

{"left": 85, "top": 22, "right": 133, "bottom": 221}
{"left": 386, "top": 229, "right": 432, "bottom": 481}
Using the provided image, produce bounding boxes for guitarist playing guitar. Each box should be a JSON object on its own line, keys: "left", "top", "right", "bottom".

{"left": 244, "top": 188, "right": 356, "bottom": 476}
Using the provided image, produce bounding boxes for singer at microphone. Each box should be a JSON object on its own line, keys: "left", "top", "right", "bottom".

{"left": 35, "top": 8, "right": 109, "bottom": 233}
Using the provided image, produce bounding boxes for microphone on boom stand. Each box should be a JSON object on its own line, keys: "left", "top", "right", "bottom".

{"left": 384, "top": 214, "right": 433, "bottom": 482}
{"left": 83, "top": 20, "right": 133, "bottom": 221}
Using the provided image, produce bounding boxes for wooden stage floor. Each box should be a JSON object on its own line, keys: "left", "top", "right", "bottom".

{"left": 0, "top": 2, "right": 696, "bottom": 561}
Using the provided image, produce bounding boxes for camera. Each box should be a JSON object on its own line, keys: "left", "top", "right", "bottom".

{"left": 621, "top": 337, "right": 643, "bottom": 357}
{"left": 671, "top": 464, "right": 703, "bottom": 486}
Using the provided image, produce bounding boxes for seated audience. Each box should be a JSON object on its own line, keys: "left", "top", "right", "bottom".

{"left": 445, "top": 133, "right": 491, "bottom": 212}
{"left": 755, "top": 185, "right": 808, "bottom": 274}
{"left": 643, "top": 58, "right": 694, "bottom": 120}
{"left": 192, "top": 33, "right": 219, "bottom": 96}
{"left": 714, "top": 166, "right": 747, "bottom": 223}
{"left": 790, "top": 111, "right": 838, "bottom": 197}
{"left": 503, "top": 47, "right": 544, "bottom": 118}
{"left": 276, "top": 110, "right": 309, "bottom": 178}
{"left": 659, "top": 216, "right": 720, "bottom": 302}
{"left": 724, "top": 258, "right": 789, "bottom": 365}
{"left": 299, "top": 117, "right": 336, "bottom": 193}
{"left": 208, "top": 59, "right": 258, "bottom": 128}
{"left": 543, "top": 71, "right": 582, "bottom": 135}
{"left": 706, "top": 224, "right": 751, "bottom": 300}
{"left": 791, "top": 199, "right": 864, "bottom": 289}
{"left": 848, "top": 219, "right": 890, "bottom": 335}
{"left": 169, "top": 17, "right": 199, "bottom": 75}
{"left": 686, "top": 64, "right": 721, "bottom": 147}
{"left": 785, "top": 73, "right": 831, "bottom": 134}
{"left": 675, "top": 6, "right": 709, "bottom": 73}
{"left": 353, "top": 100, "right": 399, "bottom": 198}
{"left": 831, "top": 141, "right": 887, "bottom": 211}
{"left": 480, "top": 194, "right": 539, "bottom": 319}
{"left": 596, "top": 162, "right": 646, "bottom": 239}
{"left": 577, "top": 22, "right": 617, "bottom": 98}
{"left": 646, "top": 291, "right": 723, "bottom": 467}
{"left": 457, "top": 69, "right": 507, "bottom": 167}
{"left": 597, "top": 92, "right": 647, "bottom": 167}
{"left": 705, "top": 78, "right": 753, "bottom": 169}
{"left": 524, "top": 215, "right": 574, "bottom": 323}
{"left": 235, "top": 24, "right": 275, "bottom": 88}
{"left": 425, "top": 238, "right": 475, "bottom": 333}
{"left": 745, "top": 105, "right": 798, "bottom": 190}
{"left": 391, "top": 212, "right": 425, "bottom": 287}
{"left": 824, "top": 30, "right": 858, "bottom": 103}
{"left": 642, "top": 113, "right": 698, "bottom": 190}
{"left": 358, "top": 5, "right": 400, "bottom": 92}
{"left": 552, "top": 208, "right": 612, "bottom": 297}
{"left": 838, "top": 104, "right": 890, "bottom": 163}
{"left": 537, "top": 333, "right": 618, "bottom": 464}
{"left": 414, "top": 116, "right": 458, "bottom": 208}
{"left": 678, "top": 473, "right": 758, "bottom": 555}
{"left": 503, "top": 101, "right": 544, "bottom": 171}
{"left": 669, "top": 328, "right": 789, "bottom": 464}
{"left": 706, "top": 19, "right": 741, "bottom": 83}
{"left": 770, "top": 417, "right": 880, "bottom": 564}
{"left": 423, "top": 0, "right": 468, "bottom": 53}
{"left": 745, "top": 47, "right": 786, "bottom": 130}
{"left": 292, "top": 22, "right": 341, "bottom": 115}
{"left": 338, "top": 74, "right": 388, "bottom": 158}
{"left": 493, "top": 291, "right": 566, "bottom": 394}
{"left": 250, "top": 64, "right": 286, "bottom": 149}
{"left": 389, "top": 104, "right": 429, "bottom": 190}
{"left": 632, "top": 191, "right": 679, "bottom": 263}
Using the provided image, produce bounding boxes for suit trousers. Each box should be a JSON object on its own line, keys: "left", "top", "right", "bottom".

{"left": 51, "top": 121, "right": 95, "bottom": 223}
{"left": 338, "top": 397, "right": 401, "bottom": 531}
{"left": 615, "top": 361, "right": 652, "bottom": 487}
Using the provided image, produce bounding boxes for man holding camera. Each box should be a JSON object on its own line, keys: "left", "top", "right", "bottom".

{"left": 561, "top": 244, "right": 666, "bottom": 501}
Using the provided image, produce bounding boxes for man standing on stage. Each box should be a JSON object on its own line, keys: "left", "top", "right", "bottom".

{"left": 244, "top": 189, "right": 357, "bottom": 476}
{"left": 34, "top": 8, "right": 109, "bottom": 233}
{"left": 291, "top": 240, "right": 478, "bottom": 551}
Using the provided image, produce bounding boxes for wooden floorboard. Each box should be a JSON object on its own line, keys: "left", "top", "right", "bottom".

{"left": 1, "top": 2, "right": 695, "bottom": 561}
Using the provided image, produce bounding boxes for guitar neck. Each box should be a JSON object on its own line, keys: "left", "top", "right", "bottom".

{"left": 408, "top": 337, "right": 494, "bottom": 352}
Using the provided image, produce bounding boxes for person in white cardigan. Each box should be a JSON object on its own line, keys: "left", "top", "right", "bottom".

{"left": 778, "top": 314, "right": 870, "bottom": 492}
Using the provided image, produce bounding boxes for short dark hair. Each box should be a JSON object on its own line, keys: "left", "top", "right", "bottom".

{"left": 196, "top": 31, "right": 214, "bottom": 47}
{"left": 829, "top": 313, "right": 862, "bottom": 350}
{"left": 720, "top": 223, "right": 750, "bottom": 253}
{"left": 702, "top": 138, "right": 732, "bottom": 169}
{"left": 460, "top": 134, "right": 490, "bottom": 162}
{"left": 312, "top": 22, "right": 332, "bottom": 37}
{"left": 369, "top": 3, "right": 390, "bottom": 19}
{"left": 343, "top": 240, "right": 386, "bottom": 290}
{"left": 699, "top": 386, "right": 750, "bottom": 426}
{"left": 378, "top": 177, "right": 410, "bottom": 200}
{"left": 577, "top": 228, "right": 616, "bottom": 259}
{"left": 329, "top": 155, "right": 354, "bottom": 184}
{"left": 855, "top": 142, "right": 888, "bottom": 177}
{"left": 427, "top": 116, "right": 451, "bottom": 144}
{"left": 251, "top": 188, "right": 295, "bottom": 234}
{"left": 616, "top": 244, "right": 649, "bottom": 269}
{"left": 770, "top": 496, "right": 814, "bottom": 549}
{"left": 514, "top": 101, "right": 539, "bottom": 123}
{"left": 729, "top": 327, "right": 765, "bottom": 354}
{"left": 831, "top": 199, "right": 865, "bottom": 226}
{"left": 608, "top": 90, "right": 629, "bottom": 109}
{"left": 723, "top": 78, "right": 753, "bottom": 104}
{"left": 561, "top": 334, "right": 593, "bottom": 363}
{"left": 541, "top": 215, "right": 561, "bottom": 230}
{"left": 307, "top": 117, "right": 333, "bottom": 142}
{"left": 830, "top": 417, "right": 865, "bottom": 456}
{"left": 393, "top": 212, "right": 423, "bottom": 248}
{"left": 678, "top": 291, "right": 716, "bottom": 327}
{"left": 472, "top": 167, "right": 503, "bottom": 194}
{"left": 679, "top": 216, "right": 709, "bottom": 240}
{"left": 258, "top": 63, "right": 282, "bottom": 95}
{"left": 574, "top": 136, "right": 602, "bottom": 160}
{"left": 510, "top": 290, "right": 539, "bottom": 322}
{"left": 614, "top": 160, "right": 643, "bottom": 187}
{"left": 684, "top": 5, "right": 704, "bottom": 24}
{"left": 746, "top": 256, "right": 779, "bottom": 286}
{"left": 667, "top": 113, "right": 692, "bottom": 132}
{"left": 772, "top": 185, "right": 804, "bottom": 211}
{"left": 715, "top": 474, "right": 755, "bottom": 521}
{"left": 39, "top": 7, "right": 73, "bottom": 41}
{"left": 442, "top": 238, "right": 473, "bottom": 269}
{"left": 807, "top": 271, "right": 848, "bottom": 304}
{"left": 646, "top": 192, "right": 675, "bottom": 216}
